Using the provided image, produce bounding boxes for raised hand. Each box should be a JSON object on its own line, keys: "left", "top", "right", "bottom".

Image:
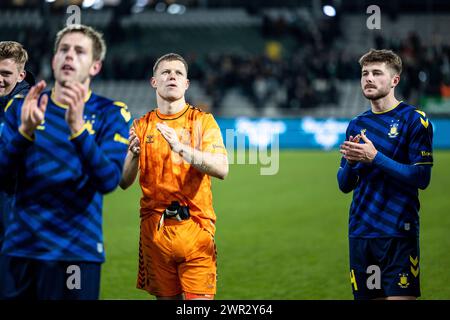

{"left": 19, "top": 80, "right": 48, "bottom": 138}
{"left": 61, "top": 81, "right": 87, "bottom": 134}
{"left": 341, "top": 134, "right": 360, "bottom": 165}
{"left": 128, "top": 126, "right": 140, "bottom": 157}
{"left": 340, "top": 131, "right": 377, "bottom": 164}
{"left": 156, "top": 122, "right": 182, "bottom": 153}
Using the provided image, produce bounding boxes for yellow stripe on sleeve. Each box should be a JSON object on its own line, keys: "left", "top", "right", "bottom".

{"left": 113, "top": 101, "right": 128, "bottom": 108}
{"left": 114, "top": 133, "right": 129, "bottom": 145}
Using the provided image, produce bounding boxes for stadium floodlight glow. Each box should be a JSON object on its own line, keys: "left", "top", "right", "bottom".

{"left": 82, "top": 0, "right": 96, "bottom": 8}
{"left": 178, "top": 4, "right": 186, "bottom": 14}
{"left": 132, "top": 0, "right": 148, "bottom": 13}
{"left": 155, "top": 2, "right": 166, "bottom": 13}
{"left": 167, "top": 4, "right": 180, "bottom": 15}
{"left": 323, "top": 5, "right": 336, "bottom": 17}
{"left": 136, "top": 0, "right": 148, "bottom": 7}
{"left": 167, "top": 4, "right": 186, "bottom": 15}
{"left": 45, "top": 0, "right": 56, "bottom": 3}
{"left": 419, "top": 71, "right": 427, "bottom": 82}
{"left": 131, "top": 5, "right": 145, "bottom": 14}
{"left": 92, "top": 0, "right": 105, "bottom": 10}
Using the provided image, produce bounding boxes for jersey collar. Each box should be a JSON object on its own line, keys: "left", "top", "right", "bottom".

{"left": 156, "top": 103, "right": 190, "bottom": 120}
{"left": 372, "top": 101, "right": 403, "bottom": 114}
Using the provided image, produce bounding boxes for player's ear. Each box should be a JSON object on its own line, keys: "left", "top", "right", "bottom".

{"left": 89, "top": 60, "right": 102, "bottom": 77}
{"left": 391, "top": 74, "right": 400, "bottom": 88}
{"left": 150, "top": 77, "right": 157, "bottom": 89}
{"left": 185, "top": 78, "right": 190, "bottom": 90}
{"left": 17, "top": 69, "right": 26, "bottom": 83}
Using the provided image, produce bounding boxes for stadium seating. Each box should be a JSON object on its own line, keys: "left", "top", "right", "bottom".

{"left": 1, "top": 8, "right": 449, "bottom": 118}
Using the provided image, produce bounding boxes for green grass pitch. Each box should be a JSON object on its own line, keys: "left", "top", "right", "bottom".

{"left": 100, "top": 150, "right": 450, "bottom": 299}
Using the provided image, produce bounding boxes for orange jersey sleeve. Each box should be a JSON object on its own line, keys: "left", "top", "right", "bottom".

{"left": 201, "top": 113, "right": 227, "bottom": 155}
{"left": 134, "top": 104, "right": 226, "bottom": 235}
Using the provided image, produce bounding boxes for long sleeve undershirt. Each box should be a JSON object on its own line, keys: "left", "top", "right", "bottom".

{"left": 337, "top": 152, "right": 431, "bottom": 193}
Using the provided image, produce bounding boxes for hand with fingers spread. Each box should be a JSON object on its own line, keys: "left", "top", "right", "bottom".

{"left": 340, "top": 131, "right": 378, "bottom": 164}
{"left": 61, "top": 81, "right": 87, "bottom": 134}
{"left": 128, "top": 126, "right": 140, "bottom": 157}
{"left": 156, "top": 122, "right": 182, "bottom": 153}
{"left": 19, "top": 80, "right": 48, "bottom": 138}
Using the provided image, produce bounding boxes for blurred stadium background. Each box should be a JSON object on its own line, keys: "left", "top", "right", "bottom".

{"left": 1, "top": 0, "right": 449, "bottom": 299}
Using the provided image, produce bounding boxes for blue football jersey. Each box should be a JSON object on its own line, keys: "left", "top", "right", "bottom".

{"left": 340, "top": 102, "right": 433, "bottom": 238}
{"left": 0, "top": 90, "right": 131, "bottom": 262}
{"left": 0, "top": 74, "right": 34, "bottom": 248}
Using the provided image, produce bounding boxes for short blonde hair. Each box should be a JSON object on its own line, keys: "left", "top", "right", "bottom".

{"left": 0, "top": 41, "right": 28, "bottom": 71}
{"left": 359, "top": 49, "right": 402, "bottom": 75}
{"left": 54, "top": 24, "right": 106, "bottom": 62}
{"left": 153, "top": 53, "right": 188, "bottom": 76}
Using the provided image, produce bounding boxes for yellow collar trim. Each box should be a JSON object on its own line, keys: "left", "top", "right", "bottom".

{"left": 372, "top": 101, "right": 403, "bottom": 114}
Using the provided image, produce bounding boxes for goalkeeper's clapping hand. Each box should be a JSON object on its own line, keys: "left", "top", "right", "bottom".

{"left": 128, "top": 126, "right": 140, "bottom": 157}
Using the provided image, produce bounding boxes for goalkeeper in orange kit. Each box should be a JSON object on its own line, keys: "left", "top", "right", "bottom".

{"left": 120, "top": 53, "right": 228, "bottom": 300}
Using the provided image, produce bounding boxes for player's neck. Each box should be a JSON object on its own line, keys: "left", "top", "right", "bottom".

{"left": 52, "top": 80, "right": 91, "bottom": 105}
{"left": 370, "top": 93, "right": 399, "bottom": 113}
{"left": 157, "top": 97, "right": 187, "bottom": 115}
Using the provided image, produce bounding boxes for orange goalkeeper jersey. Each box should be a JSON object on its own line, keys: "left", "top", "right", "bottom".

{"left": 134, "top": 104, "right": 227, "bottom": 235}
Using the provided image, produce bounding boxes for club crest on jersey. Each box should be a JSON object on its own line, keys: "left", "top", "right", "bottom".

{"left": 83, "top": 114, "right": 96, "bottom": 134}
{"left": 388, "top": 120, "right": 400, "bottom": 138}
{"left": 146, "top": 134, "right": 154, "bottom": 143}
{"left": 398, "top": 273, "right": 410, "bottom": 288}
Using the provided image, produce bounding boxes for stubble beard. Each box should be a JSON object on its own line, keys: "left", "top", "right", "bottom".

{"left": 363, "top": 86, "right": 390, "bottom": 101}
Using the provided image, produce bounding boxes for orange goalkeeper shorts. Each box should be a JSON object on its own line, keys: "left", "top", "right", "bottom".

{"left": 137, "top": 213, "right": 217, "bottom": 297}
